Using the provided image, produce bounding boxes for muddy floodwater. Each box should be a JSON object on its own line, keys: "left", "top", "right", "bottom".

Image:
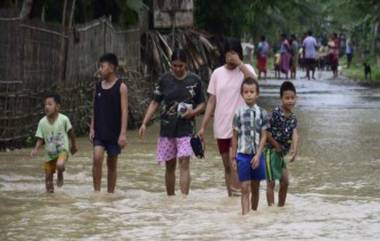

{"left": 1, "top": 73, "right": 380, "bottom": 241}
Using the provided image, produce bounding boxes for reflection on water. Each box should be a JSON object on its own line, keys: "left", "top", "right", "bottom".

{"left": 1, "top": 75, "right": 380, "bottom": 240}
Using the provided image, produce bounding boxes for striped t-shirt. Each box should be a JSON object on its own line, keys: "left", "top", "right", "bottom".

{"left": 232, "top": 104, "right": 269, "bottom": 154}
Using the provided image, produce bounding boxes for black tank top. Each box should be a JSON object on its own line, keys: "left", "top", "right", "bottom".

{"left": 94, "top": 79, "right": 122, "bottom": 143}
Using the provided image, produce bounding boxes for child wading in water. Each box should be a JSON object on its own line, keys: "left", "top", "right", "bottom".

{"left": 264, "top": 81, "right": 299, "bottom": 207}
{"left": 31, "top": 94, "right": 77, "bottom": 193}
{"left": 90, "top": 53, "right": 128, "bottom": 193}
{"left": 231, "top": 78, "right": 269, "bottom": 215}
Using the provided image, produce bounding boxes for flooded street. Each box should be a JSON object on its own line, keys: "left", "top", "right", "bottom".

{"left": 1, "top": 72, "right": 380, "bottom": 241}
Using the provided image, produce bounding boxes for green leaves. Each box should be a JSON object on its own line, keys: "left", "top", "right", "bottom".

{"left": 126, "top": 0, "right": 145, "bottom": 12}
{"left": 195, "top": 0, "right": 325, "bottom": 40}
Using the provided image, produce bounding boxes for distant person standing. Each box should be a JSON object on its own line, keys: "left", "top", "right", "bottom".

{"left": 279, "top": 34, "right": 291, "bottom": 79}
{"left": 339, "top": 33, "right": 346, "bottom": 57}
{"left": 302, "top": 30, "right": 318, "bottom": 80}
{"left": 328, "top": 33, "right": 339, "bottom": 79}
{"left": 345, "top": 38, "right": 354, "bottom": 68}
{"left": 289, "top": 34, "right": 299, "bottom": 79}
{"left": 256, "top": 36, "right": 270, "bottom": 79}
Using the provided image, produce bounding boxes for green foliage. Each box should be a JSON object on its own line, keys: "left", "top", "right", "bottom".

{"left": 195, "top": 0, "right": 326, "bottom": 42}
{"left": 341, "top": 56, "right": 380, "bottom": 85}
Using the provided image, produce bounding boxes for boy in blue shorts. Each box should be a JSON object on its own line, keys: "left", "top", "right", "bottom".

{"left": 231, "top": 77, "right": 269, "bottom": 215}
{"left": 31, "top": 94, "right": 77, "bottom": 193}
{"left": 265, "top": 81, "right": 299, "bottom": 207}
{"left": 90, "top": 53, "right": 128, "bottom": 193}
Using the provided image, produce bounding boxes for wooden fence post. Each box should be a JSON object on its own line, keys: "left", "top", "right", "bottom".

{"left": 59, "top": 0, "right": 68, "bottom": 82}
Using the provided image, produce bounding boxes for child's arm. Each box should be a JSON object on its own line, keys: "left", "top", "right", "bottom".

{"left": 251, "top": 129, "right": 267, "bottom": 169}
{"left": 89, "top": 86, "right": 96, "bottom": 143}
{"left": 198, "top": 94, "right": 216, "bottom": 140}
{"left": 89, "top": 116, "right": 94, "bottom": 142}
{"left": 230, "top": 129, "right": 238, "bottom": 170}
{"left": 230, "top": 52, "right": 257, "bottom": 80}
{"left": 118, "top": 83, "right": 128, "bottom": 148}
{"left": 183, "top": 102, "right": 206, "bottom": 119}
{"left": 139, "top": 100, "right": 160, "bottom": 139}
{"left": 289, "top": 128, "right": 299, "bottom": 162}
{"left": 31, "top": 139, "right": 44, "bottom": 157}
{"left": 239, "top": 63, "right": 257, "bottom": 80}
{"left": 266, "top": 131, "right": 283, "bottom": 152}
{"left": 68, "top": 129, "right": 77, "bottom": 155}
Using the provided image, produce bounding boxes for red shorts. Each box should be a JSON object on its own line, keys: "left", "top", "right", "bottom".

{"left": 217, "top": 138, "right": 232, "bottom": 154}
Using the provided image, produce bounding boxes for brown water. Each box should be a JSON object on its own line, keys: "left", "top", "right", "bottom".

{"left": 1, "top": 73, "right": 380, "bottom": 240}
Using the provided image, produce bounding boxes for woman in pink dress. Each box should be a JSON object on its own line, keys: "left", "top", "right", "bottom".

{"left": 198, "top": 38, "right": 257, "bottom": 196}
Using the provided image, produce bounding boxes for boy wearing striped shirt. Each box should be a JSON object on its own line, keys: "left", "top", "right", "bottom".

{"left": 231, "top": 78, "right": 269, "bottom": 215}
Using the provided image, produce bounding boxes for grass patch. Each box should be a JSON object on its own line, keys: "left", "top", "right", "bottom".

{"left": 340, "top": 55, "right": 380, "bottom": 86}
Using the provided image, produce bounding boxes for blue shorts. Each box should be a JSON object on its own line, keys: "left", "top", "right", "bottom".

{"left": 236, "top": 153, "right": 266, "bottom": 182}
{"left": 94, "top": 139, "right": 121, "bottom": 156}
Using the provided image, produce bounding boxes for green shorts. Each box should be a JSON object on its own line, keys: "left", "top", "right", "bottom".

{"left": 264, "top": 147, "right": 287, "bottom": 181}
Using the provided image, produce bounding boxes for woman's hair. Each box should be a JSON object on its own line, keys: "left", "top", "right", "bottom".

{"left": 171, "top": 49, "right": 187, "bottom": 63}
{"left": 223, "top": 37, "right": 243, "bottom": 60}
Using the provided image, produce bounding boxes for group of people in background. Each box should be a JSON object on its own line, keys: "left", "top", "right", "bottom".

{"left": 255, "top": 30, "right": 354, "bottom": 80}
{"left": 31, "top": 38, "right": 300, "bottom": 215}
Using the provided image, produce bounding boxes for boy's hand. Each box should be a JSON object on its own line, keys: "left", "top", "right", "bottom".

{"left": 89, "top": 129, "right": 95, "bottom": 143}
{"left": 230, "top": 153, "right": 237, "bottom": 170}
{"left": 118, "top": 133, "right": 127, "bottom": 149}
{"left": 231, "top": 158, "right": 237, "bottom": 171}
{"left": 274, "top": 143, "right": 284, "bottom": 153}
{"left": 289, "top": 150, "right": 297, "bottom": 162}
{"left": 70, "top": 145, "right": 78, "bottom": 155}
{"left": 251, "top": 154, "right": 260, "bottom": 169}
{"left": 138, "top": 124, "right": 146, "bottom": 139}
{"left": 30, "top": 148, "right": 38, "bottom": 158}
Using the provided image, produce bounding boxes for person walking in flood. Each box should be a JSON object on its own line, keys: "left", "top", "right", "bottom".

{"left": 264, "top": 81, "right": 299, "bottom": 207}
{"left": 256, "top": 35, "right": 270, "bottom": 79}
{"left": 328, "top": 33, "right": 339, "bottom": 79}
{"left": 90, "top": 53, "right": 128, "bottom": 193}
{"left": 139, "top": 49, "right": 206, "bottom": 196}
{"left": 303, "top": 30, "right": 318, "bottom": 80}
{"left": 345, "top": 38, "right": 354, "bottom": 68}
{"left": 230, "top": 78, "right": 268, "bottom": 215}
{"left": 31, "top": 94, "right": 77, "bottom": 193}
{"left": 279, "top": 34, "right": 291, "bottom": 79}
{"left": 290, "top": 34, "right": 300, "bottom": 79}
{"left": 198, "top": 37, "right": 257, "bottom": 197}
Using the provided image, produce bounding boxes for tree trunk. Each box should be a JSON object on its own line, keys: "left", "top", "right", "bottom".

{"left": 19, "top": 0, "right": 33, "bottom": 19}
{"left": 59, "top": 0, "right": 68, "bottom": 82}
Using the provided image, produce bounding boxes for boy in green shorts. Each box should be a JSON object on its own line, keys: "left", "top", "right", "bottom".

{"left": 31, "top": 94, "right": 77, "bottom": 193}
{"left": 265, "top": 81, "right": 299, "bottom": 207}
